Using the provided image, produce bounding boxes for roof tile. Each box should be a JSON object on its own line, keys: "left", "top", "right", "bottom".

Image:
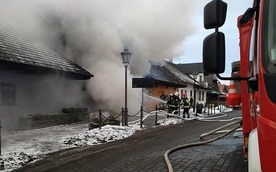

{"left": 0, "top": 25, "right": 93, "bottom": 79}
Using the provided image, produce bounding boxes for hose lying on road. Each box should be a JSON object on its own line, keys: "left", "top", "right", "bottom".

{"left": 129, "top": 110, "right": 241, "bottom": 126}
{"left": 128, "top": 110, "right": 168, "bottom": 125}
{"left": 197, "top": 115, "right": 242, "bottom": 122}
{"left": 163, "top": 120, "right": 241, "bottom": 172}
{"left": 199, "top": 120, "right": 241, "bottom": 139}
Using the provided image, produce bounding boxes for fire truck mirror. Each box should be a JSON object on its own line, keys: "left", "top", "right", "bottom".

{"left": 248, "top": 75, "right": 258, "bottom": 91}
{"left": 204, "top": 0, "right": 227, "bottom": 29}
{"left": 203, "top": 31, "right": 225, "bottom": 74}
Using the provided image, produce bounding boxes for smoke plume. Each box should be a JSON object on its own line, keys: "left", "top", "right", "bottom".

{"left": 0, "top": 0, "right": 199, "bottom": 113}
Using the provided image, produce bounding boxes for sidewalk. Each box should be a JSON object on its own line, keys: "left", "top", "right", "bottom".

{"left": 14, "top": 110, "right": 246, "bottom": 172}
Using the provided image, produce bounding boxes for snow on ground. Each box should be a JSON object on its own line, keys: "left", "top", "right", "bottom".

{"left": 0, "top": 106, "right": 232, "bottom": 171}
{"left": 62, "top": 125, "right": 139, "bottom": 147}
{"left": 0, "top": 119, "right": 173, "bottom": 171}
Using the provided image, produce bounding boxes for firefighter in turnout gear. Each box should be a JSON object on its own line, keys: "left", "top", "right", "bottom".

{"left": 181, "top": 93, "right": 190, "bottom": 118}
{"left": 167, "top": 92, "right": 181, "bottom": 114}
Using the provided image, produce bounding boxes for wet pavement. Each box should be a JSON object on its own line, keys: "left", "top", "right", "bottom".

{"left": 169, "top": 134, "right": 246, "bottom": 171}
{"left": 14, "top": 110, "right": 247, "bottom": 172}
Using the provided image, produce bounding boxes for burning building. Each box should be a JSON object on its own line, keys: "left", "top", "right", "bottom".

{"left": 0, "top": 23, "right": 93, "bottom": 130}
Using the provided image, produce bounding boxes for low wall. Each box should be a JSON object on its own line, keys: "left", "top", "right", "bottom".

{"left": 19, "top": 107, "right": 90, "bottom": 130}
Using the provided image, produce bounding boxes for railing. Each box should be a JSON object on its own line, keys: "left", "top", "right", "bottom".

{"left": 91, "top": 102, "right": 229, "bottom": 130}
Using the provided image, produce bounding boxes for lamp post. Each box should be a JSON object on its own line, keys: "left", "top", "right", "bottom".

{"left": 192, "top": 71, "right": 198, "bottom": 112}
{"left": 120, "top": 47, "right": 132, "bottom": 126}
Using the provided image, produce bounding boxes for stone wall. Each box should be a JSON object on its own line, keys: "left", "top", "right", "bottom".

{"left": 19, "top": 107, "right": 89, "bottom": 130}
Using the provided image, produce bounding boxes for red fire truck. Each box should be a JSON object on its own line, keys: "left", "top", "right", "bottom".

{"left": 203, "top": 0, "right": 276, "bottom": 171}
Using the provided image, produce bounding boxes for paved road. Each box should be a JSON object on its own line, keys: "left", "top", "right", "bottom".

{"left": 15, "top": 110, "right": 247, "bottom": 172}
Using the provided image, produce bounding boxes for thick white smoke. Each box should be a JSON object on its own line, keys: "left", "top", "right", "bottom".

{"left": 0, "top": 0, "right": 199, "bottom": 113}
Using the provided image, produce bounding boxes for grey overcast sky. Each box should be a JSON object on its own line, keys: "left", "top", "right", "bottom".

{"left": 174, "top": 0, "right": 253, "bottom": 84}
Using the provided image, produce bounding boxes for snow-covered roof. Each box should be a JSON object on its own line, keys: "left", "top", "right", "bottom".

{"left": 145, "top": 61, "right": 188, "bottom": 88}
{"left": 0, "top": 24, "right": 93, "bottom": 80}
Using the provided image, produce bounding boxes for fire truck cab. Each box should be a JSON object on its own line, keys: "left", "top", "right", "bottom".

{"left": 202, "top": 0, "right": 276, "bottom": 171}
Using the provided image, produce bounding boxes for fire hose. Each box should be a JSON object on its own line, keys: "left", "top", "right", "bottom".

{"left": 163, "top": 120, "right": 241, "bottom": 172}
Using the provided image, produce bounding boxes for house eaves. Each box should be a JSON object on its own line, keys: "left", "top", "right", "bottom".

{"left": 164, "top": 60, "right": 198, "bottom": 85}
{"left": 172, "top": 62, "right": 204, "bottom": 75}
{"left": 146, "top": 62, "right": 187, "bottom": 88}
{"left": 0, "top": 25, "right": 93, "bottom": 80}
{"left": 166, "top": 61, "right": 219, "bottom": 91}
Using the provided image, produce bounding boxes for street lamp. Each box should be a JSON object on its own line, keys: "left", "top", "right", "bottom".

{"left": 192, "top": 71, "right": 198, "bottom": 113}
{"left": 120, "top": 47, "right": 132, "bottom": 126}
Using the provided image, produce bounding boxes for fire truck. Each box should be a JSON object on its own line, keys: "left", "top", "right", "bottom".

{"left": 202, "top": 0, "right": 276, "bottom": 171}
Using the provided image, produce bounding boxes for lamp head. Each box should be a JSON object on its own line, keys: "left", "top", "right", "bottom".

{"left": 120, "top": 47, "right": 132, "bottom": 65}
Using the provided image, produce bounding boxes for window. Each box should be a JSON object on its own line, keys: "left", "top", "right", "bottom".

{"left": 202, "top": 92, "right": 205, "bottom": 101}
{"left": 190, "top": 90, "right": 192, "bottom": 97}
{"left": 263, "top": 0, "right": 276, "bottom": 74}
{"left": 1, "top": 83, "right": 16, "bottom": 105}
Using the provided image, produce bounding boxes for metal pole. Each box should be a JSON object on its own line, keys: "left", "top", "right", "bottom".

{"left": 125, "top": 108, "right": 128, "bottom": 126}
{"left": 142, "top": 88, "right": 144, "bottom": 107}
{"left": 193, "top": 81, "right": 196, "bottom": 112}
{"left": 99, "top": 110, "right": 102, "bottom": 129}
{"left": 155, "top": 105, "right": 158, "bottom": 126}
{"left": 178, "top": 103, "right": 180, "bottom": 116}
{"left": 140, "top": 89, "right": 144, "bottom": 128}
{"left": 140, "top": 106, "right": 143, "bottom": 128}
{"left": 214, "top": 104, "right": 216, "bottom": 113}
{"left": 121, "top": 108, "right": 124, "bottom": 126}
{"left": 125, "top": 65, "right": 128, "bottom": 126}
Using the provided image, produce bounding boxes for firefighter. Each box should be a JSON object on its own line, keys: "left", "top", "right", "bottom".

{"left": 167, "top": 92, "right": 180, "bottom": 114}
{"left": 173, "top": 92, "right": 181, "bottom": 113}
{"left": 189, "top": 96, "right": 194, "bottom": 109}
{"left": 181, "top": 93, "right": 190, "bottom": 118}
{"left": 167, "top": 93, "right": 174, "bottom": 113}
